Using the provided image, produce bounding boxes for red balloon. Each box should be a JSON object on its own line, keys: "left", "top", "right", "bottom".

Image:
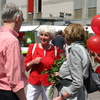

{"left": 87, "top": 35, "right": 100, "bottom": 53}
{"left": 91, "top": 15, "right": 100, "bottom": 35}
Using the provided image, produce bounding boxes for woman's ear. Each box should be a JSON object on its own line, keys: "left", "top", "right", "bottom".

{"left": 51, "top": 36, "right": 55, "bottom": 40}
{"left": 50, "top": 37, "right": 53, "bottom": 40}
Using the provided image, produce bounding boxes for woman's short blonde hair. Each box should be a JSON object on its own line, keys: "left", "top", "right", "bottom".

{"left": 64, "top": 23, "right": 86, "bottom": 42}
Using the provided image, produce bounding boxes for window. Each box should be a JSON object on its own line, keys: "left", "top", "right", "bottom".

{"left": 74, "top": 0, "right": 82, "bottom": 19}
{"left": 38, "top": 0, "right": 42, "bottom": 13}
{"left": 87, "top": 0, "right": 97, "bottom": 18}
{"left": 75, "top": 9, "right": 82, "bottom": 19}
{"left": 74, "top": 0, "right": 97, "bottom": 19}
{"left": 88, "top": 7, "right": 96, "bottom": 18}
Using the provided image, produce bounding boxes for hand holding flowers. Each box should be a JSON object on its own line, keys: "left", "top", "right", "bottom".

{"left": 41, "top": 55, "right": 66, "bottom": 97}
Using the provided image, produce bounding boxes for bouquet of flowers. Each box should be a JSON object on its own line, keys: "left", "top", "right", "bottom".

{"left": 41, "top": 55, "right": 66, "bottom": 97}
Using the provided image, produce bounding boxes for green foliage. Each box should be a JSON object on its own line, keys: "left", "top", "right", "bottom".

{"left": 41, "top": 55, "right": 66, "bottom": 97}
{"left": 25, "top": 31, "right": 35, "bottom": 43}
{"left": 41, "top": 55, "right": 66, "bottom": 84}
{"left": 48, "top": 84, "right": 55, "bottom": 97}
{"left": 84, "top": 30, "right": 91, "bottom": 48}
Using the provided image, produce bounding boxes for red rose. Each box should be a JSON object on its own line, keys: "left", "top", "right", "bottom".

{"left": 86, "top": 27, "right": 88, "bottom": 29}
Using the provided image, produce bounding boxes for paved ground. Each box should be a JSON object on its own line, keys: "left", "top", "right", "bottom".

{"left": 25, "top": 62, "right": 100, "bottom": 100}
{"left": 25, "top": 84, "right": 100, "bottom": 100}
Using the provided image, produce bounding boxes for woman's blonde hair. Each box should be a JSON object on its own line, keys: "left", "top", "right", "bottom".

{"left": 64, "top": 23, "right": 86, "bottom": 42}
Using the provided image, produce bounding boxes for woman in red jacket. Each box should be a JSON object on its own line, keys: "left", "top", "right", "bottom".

{"left": 25, "top": 25, "right": 60, "bottom": 100}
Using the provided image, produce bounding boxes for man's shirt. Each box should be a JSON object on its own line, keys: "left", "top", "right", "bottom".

{"left": 0, "top": 26, "right": 27, "bottom": 92}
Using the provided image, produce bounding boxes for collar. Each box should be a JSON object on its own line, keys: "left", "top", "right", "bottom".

{"left": 1, "top": 26, "right": 19, "bottom": 38}
{"left": 72, "top": 41, "right": 84, "bottom": 46}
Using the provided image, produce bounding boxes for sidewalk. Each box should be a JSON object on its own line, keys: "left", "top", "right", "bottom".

{"left": 25, "top": 85, "right": 100, "bottom": 100}
{"left": 88, "top": 91, "right": 100, "bottom": 100}
{"left": 88, "top": 62, "right": 100, "bottom": 100}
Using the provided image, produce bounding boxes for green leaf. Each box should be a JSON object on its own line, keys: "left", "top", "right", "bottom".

{"left": 52, "top": 67, "right": 59, "bottom": 72}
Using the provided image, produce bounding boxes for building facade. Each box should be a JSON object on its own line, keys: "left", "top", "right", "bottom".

{"left": 0, "top": 0, "right": 99, "bottom": 26}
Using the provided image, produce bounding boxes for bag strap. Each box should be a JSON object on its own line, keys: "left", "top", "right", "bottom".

{"left": 75, "top": 44, "right": 94, "bottom": 76}
{"left": 54, "top": 46, "right": 57, "bottom": 57}
{"left": 75, "top": 44, "right": 89, "bottom": 61}
{"left": 32, "top": 43, "right": 57, "bottom": 57}
{"left": 32, "top": 43, "right": 37, "bottom": 55}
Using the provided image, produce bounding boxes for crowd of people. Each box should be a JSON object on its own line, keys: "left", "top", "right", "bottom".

{"left": 0, "top": 2, "right": 100, "bottom": 100}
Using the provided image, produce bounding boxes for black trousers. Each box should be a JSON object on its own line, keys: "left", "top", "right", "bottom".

{"left": 0, "top": 90, "right": 19, "bottom": 100}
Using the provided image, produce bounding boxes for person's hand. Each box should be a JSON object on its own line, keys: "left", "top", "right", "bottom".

{"left": 32, "top": 57, "right": 42, "bottom": 64}
{"left": 89, "top": 51, "right": 95, "bottom": 56}
{"left": 54, "top": 72, "right": 59, "bottom": 76}
{"left": 27, "top": 57, "right": 42, "bottom": 68}
{"left": 51, "top": 81, "right": 55, "bottom": 84}
{"left": 53, "top": 96, "right": 63, "bottom": 100}
{"left": 50, "top": 72, "right": 59, "bottom": 84}
{"left": 94, "top": 53, "right": 100, "bottom": 63}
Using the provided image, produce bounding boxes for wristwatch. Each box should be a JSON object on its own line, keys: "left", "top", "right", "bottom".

{"left": 61, "top": 94, "right": 67, "bottom": 100}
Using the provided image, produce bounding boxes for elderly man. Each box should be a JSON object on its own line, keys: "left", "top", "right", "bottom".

{"left": 0, "top": 3, "right": 27, "bottom": 100}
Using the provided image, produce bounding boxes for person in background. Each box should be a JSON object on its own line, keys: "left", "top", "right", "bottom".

{"left": 53, "top": 23, "right": 91, "bottom": 100}
{"left": 51, "top": 30, "right": 66, "bottom": 56}
{"left": 90, "top": 52, "right": 100, "bottom": 74}
{"left": 0, "top": 3, "right": 28, "bottom": 100}
{"left": 94, "top": 53, "right": 100, "bottom": 64}
{"left": 89, "top": 52, "right": 100, "bottom": 92}
{"left": 25, "top": 25, "right": 60, "bottom": 100}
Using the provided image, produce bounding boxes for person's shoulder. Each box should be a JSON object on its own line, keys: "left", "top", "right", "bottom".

{"left": 29, "top": 43, "right": 35, "bottom": 47}
{"left": 70, "top": 44, "right": 84, "bottom": 53}
{"left": 4, "top": 34, "right": 18, "bottom": 44}
{"left": 58, "top": 35, "right": 65, "bottom": 39}
{"left": 53, "top": 36, "right": 58, "bottom": 39}
{"left": 53, "top": 44, "right": 60, "bottom": 51}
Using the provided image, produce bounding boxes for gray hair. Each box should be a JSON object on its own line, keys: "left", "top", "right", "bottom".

{"left": 39, "top": 25, "right": 56, "bottom": 38}
{"left": 1, "top": 3, "right": 22, "bottom": 22}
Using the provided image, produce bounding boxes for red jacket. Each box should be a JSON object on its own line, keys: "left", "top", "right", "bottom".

{"left": 25, "top": 43, "right": 60, "bottom": 86}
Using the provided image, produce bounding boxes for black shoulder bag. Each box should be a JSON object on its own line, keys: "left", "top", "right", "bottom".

{"left": 84, "top": 63, "right": 100, "bottom": 93}
{"left": 75, "top": 44, "right": 100, "bottom": 93}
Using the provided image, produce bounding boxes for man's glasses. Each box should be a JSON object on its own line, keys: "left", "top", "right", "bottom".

{"left": 20, "top": 16, "right": 24, "bottom": 22}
